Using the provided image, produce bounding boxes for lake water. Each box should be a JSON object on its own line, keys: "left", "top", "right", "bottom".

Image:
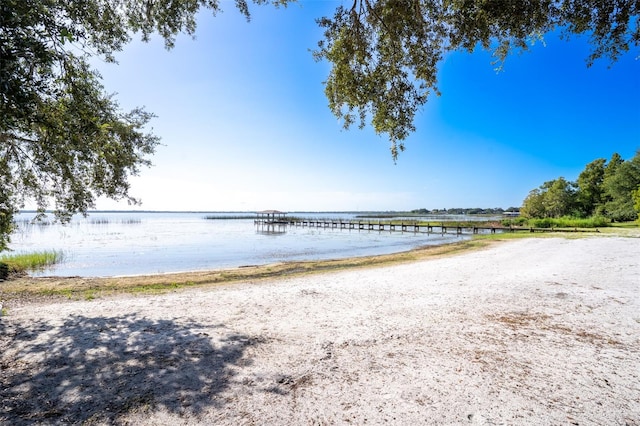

{"left": 10, "top": 212, "right": 473, "bottom": 277}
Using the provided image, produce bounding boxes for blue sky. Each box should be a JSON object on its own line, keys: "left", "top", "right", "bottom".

{"left": 92, "top": 1, "right": 639, "bottom": 212}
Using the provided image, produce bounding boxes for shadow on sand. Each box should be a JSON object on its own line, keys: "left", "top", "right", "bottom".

{"left": 0, "top": 314, "right": 263, "bottom": 424}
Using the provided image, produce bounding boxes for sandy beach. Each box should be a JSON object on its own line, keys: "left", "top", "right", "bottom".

{"left": 1, "top": 236, "right": 639, "bottom": 425}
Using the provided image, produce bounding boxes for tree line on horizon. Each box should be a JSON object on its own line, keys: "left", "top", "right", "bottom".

{"left": 410, "top": 207, "right": 519, "bottom": 215}
{"left": 520, "top": 151, "right": 640, "bottom": 222}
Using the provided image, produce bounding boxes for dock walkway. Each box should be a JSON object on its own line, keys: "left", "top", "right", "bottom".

{"left": 282, "top": 219, "right": 596, "bottom": 235}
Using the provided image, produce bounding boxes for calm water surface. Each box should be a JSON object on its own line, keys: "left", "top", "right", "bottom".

{"left": 11, "top": 212, "right": 470, "bottom": 277}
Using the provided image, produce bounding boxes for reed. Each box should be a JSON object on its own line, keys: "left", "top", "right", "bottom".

{"left": 119, "top": 218, "right": 142, "bottom": 224}
{"left": 13, "top": 218, "right": 53, "bottom": 227}
{"left": 204, "top": 215, "right": 255, "bottom": 220}
{"left": 88, "top": 217, "right": 142, "bottom": 225}
{"left": 89, "top": 218, "right": 110, "bottom": 225}
{"left": 0, "top": 250, "right": 65, "bottom": 274}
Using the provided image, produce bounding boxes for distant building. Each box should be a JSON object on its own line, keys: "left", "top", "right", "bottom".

{"left": 503, "top": 211, "right": 521, "bottom": 217}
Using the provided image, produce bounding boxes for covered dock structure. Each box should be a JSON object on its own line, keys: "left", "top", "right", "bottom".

{"left": 254, "top": 210, "right": 288, "bottom": 224}
{"left": 255, "top": 210, "right": 288, "bottom": 235}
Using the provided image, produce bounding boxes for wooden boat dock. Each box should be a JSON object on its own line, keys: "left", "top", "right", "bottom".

{"left": 283, "top": 219, "right": 597, "bottom": 235}
{"left": 254, "top": 212, "right": 598, "bottom": 235}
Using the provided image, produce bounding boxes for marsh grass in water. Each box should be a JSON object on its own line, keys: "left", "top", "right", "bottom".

{"left": 204, "top": 215, "right": 255, "bottom": 220}
{"left": 89, "top": 218, "right": 110, "bottom": 225}
{"left": 0, "top": 250, "right": 65, "bottom": 274}
{"left": 89, "top": 218, "right": 142, "bottom": 225}
{"left": 15, "top": 216, "right": 142, "bottom": 228}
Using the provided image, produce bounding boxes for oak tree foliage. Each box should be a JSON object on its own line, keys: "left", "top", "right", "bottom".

{"left": 1, "top": 0, "right": 639, "bottom": 250}
{"left": 314, "top": 0, "right": 639, "bottom": 160}
{"left": 521, "top": 177, "right": 577, "bottom": 219}
{"left": 576, "top": 158, "right": 605, "bottom": 216}
{"left": 521, "top": 151, "right": 640, "bottom": 221}
{"left": 601, "top": 152, "right": 640, "bottom": 221}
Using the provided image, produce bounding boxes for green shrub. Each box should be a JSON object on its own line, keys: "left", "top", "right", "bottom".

{"left": 529, "top": 218, "right": 555, "bottom": 228}
{"left": 527, "top": 216, "right": 610, "bottom": 229}
{"left": 501, "top": 217, "right": 527, "bottom": 227}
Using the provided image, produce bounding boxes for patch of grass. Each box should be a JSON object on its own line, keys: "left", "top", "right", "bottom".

{"left": 41, "top": 288, "right": 74, "bottom": 299}
{"left": 608, "top": 221, "right": 640, "bottom": 228}
{"left": 597, "top": 224, "right": 640, "bottom": 237}
{"left": 472, "top": 232, "right": 539, "bottom": 241}
{"left": 84, "top": 289, "right": 97, "bottom": 300}
{"left": 128, "top": 282, "right": 189, "bottom": 294}
{"left": 0, "top": 250, "right": 65, "bottom": 274}
{"left": 473, "top": 227, "right": 606, "bottom": 242}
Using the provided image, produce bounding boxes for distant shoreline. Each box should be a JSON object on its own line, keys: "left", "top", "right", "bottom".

{"left": 18, "top": 210, "right": 392, "bottom": 214}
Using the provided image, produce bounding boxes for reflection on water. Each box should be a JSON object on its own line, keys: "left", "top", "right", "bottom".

{"left": 10, "top": 212, "right": 469, "bottom": 277}
{"left": 255, "top": 223, "right": 287, "bottom": 235}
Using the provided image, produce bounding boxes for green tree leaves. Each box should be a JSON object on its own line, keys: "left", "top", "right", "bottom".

{"left": 601, "top": 152, "right": 640, "bottom": 221}
{"left": 314, "top": 1, "right": 639, "bottom": 159}
{"left": 576, "top": 158, "right": 606, "bottom": 216}
{"left": 520, "top": 188, "right": 545, "bottom": 219}
{"left": 521, "top": 151, "right": 640, "bottom": 222}
{"left": 521, "top": 177, "right": 577, "bottom": 219}
{"left": 315, "top": 1, "right": 445, "bottom": 159}
{"left": 632, "top": 187, "right": 640, "bottom": 222}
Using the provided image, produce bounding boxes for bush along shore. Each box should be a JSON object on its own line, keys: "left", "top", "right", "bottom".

{"left": 500, "top": 216, "right": 610, "bottom": 229}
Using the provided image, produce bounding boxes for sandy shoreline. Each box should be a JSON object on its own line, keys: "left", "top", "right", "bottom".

{"left": 1, "top": 236, "right": 639, "bottom": 424}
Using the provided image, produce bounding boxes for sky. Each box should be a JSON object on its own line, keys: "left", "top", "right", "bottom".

{"left": 88, "top": 1, "right": 639, "bottom": 212}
